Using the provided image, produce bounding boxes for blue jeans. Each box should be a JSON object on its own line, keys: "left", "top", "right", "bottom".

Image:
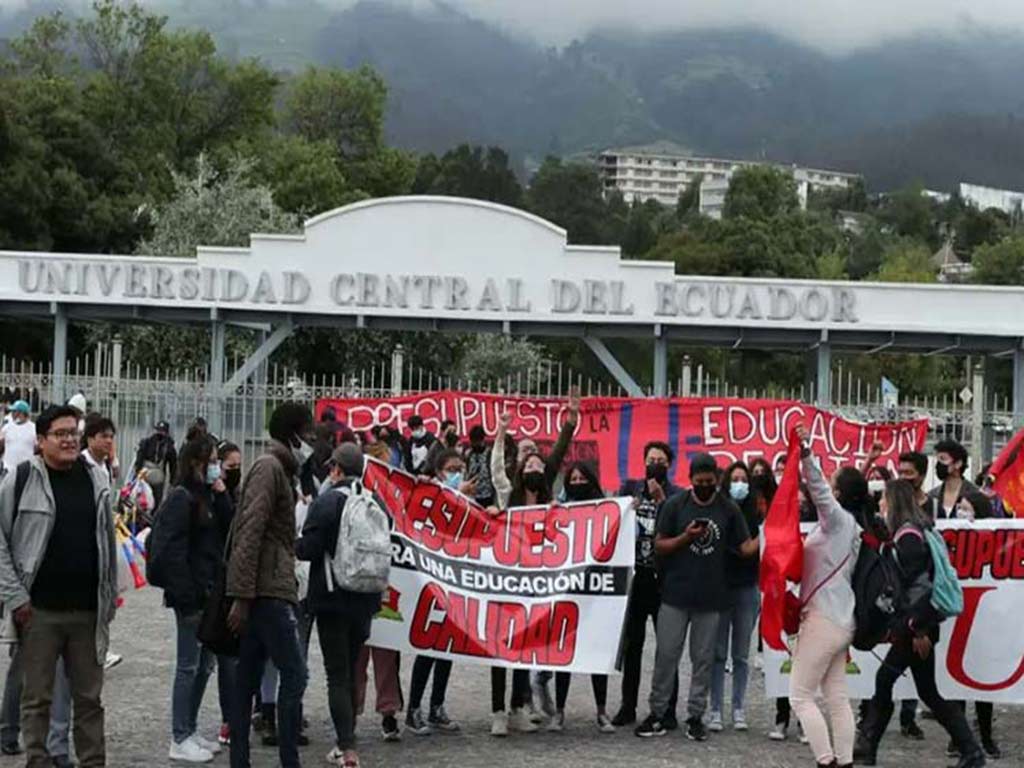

{"left": 710, "top": 584, "right": 760, "bottom": 714}
{"left": 172, "top": 609, "right": 215, "bottom": 744}
{"left": 230, "top": 599, "right": 307, "bottom": 768}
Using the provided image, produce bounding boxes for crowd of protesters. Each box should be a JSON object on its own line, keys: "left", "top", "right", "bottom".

{"left": 0, "top": 392, "right": 1011, "bottom": 768}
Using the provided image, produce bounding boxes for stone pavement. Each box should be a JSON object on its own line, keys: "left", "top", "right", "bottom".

{"left": 0, "top": 587, "right": 1019, "bottom": 767}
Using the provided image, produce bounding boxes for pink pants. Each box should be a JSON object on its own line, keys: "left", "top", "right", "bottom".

{"left": 789, "top": 611, "right": 856, "bottom": 765}
{"left": 354, "top": 646, "right": 402, "bottom": 717}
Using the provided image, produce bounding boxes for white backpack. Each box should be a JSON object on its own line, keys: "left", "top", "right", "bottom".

{"left": 325, "top": 481, "right": 392, "bottom": 594}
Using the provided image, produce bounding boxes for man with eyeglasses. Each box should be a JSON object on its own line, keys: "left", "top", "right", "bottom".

{"left": 0, "top": 405, "right": 118, "bottom": 768}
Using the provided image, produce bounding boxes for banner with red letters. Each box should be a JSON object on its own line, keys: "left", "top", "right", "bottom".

{"left": 360, "top": 458, "right": 635, "bottom": 673}
{"left": 317, "top": 392, "right": 928, "bottom": 490}
{"left": 764, "top": 520, "right": 1024, "bottom": 703}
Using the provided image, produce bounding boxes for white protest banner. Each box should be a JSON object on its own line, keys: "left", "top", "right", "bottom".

{"left": 361, "top": 458, "right": 636, "bottom": 673}
{"left": 764, "top": 520, "right": 1024, "bottom": 703}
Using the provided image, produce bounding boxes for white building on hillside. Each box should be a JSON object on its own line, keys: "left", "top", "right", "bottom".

{"left": 959, "top": 183, "right": 1024, "bottom": 218}
{"left": 597, "top": 142, "right": 859, "bottom": 216}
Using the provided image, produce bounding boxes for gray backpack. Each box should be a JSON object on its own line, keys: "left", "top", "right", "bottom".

{"left": 325, "top": 481, "right": 392, "bottom": 594}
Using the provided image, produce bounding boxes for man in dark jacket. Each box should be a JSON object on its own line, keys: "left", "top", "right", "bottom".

{"left": 133, "top": 421, "right": 177, "bottom": 507}
{"left": 403, "top": 415, "right": 435, "bottom": 475}
{"left": 612, "top": 440, "right": 680, "bottom": 728}
{"left": 226, "top": 403, "right": 313, "bottom": 768}
{"left": 296, "top": 443, "right": 383, "bottom": 767}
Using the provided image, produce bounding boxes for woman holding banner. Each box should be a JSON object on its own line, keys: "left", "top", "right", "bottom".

{"left": 404, "top": 450, "right": 474, "bottom": 736}
{"left": 549, "top": 461, "right": 615, "bottom": 734}
{"left": 788, "top": 424, "right": 862, "bottom": 768}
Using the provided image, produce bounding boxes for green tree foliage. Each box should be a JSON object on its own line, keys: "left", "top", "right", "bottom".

{"left": 455, "top": 336, "right": 544, "bottom": 384}
{"left": 971, "top": 237, "right": 1024, "bottom": 285}
{"left": 875, "top": 184, "right": 939, "bottom": 247}
{"left": 248, "top": 135, "right": 353, "bottom": 217}
{"left": 723, "top": 166, "right": 799, "bottom": 220}
{"left": 872, "top": 241, "right": 936, "bottom": 283}
{"left": 526, "top": 158, "right": 614, "bottom": 244}
{"left": 676, "top": 174, "right": 703, "bottom": 220}
{"left": 412, "top": 145, "right": 523, "bottom": 206}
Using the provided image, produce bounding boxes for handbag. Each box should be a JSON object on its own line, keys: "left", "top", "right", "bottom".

{"left": 198, "top": 525, "right": 240, "bottom": 656}
{"left": 783, "top": 549, "right": 852, "bottom": 637}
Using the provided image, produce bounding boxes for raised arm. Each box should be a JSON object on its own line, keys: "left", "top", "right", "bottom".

{"left": 545, "top": 388, "right": 580, "bottom": 486}
{"left": 491, "top": 411, "right": 512, "bottom": 510}
{"left": 795, "top": 424, "right": 846, "bottom": 532}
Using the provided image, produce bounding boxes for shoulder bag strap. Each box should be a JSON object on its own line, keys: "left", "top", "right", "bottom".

{"left": 800, "top": 549, "right": 853, "bottom": 608}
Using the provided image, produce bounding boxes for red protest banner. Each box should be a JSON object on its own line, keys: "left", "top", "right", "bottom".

{"left": 318, "top": 392, "right": 928, "bottom": 491}
{"left": 360, "top": 458, "right": 635, "bottom": 672}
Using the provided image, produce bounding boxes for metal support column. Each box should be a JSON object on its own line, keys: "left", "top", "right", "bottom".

{"left": 653, "top": 332, "right": 668, "bottom": 398}
{"left": 809, "top": 330, "right": 831, "bottom": 407}
{"left": 970, "top": 362, "right": 986, "bottom": 472}
{"left": 51, "top": 303, "right": 68, "bottom": 406}
{"left": 1013, "top": 342, "right": 1024, "bottom": 430}
{"left": 583, "top": 337, "right": 643, "bottom": 397}
{"left": 209, "top": 317, "right": 226, "bottom": 436}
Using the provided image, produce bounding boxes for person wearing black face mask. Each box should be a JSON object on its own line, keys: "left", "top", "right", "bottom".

{"left": 546, "top": 462, "right": 615, "bottom": 733}
{"left": 635, "top": 453, "right": 758, "bottom": 741}
{"left": 611, "top": 441, "right": 681, "bottom": 728}
{"left": 927, "top": 440, "right": 979, "bottom": 520}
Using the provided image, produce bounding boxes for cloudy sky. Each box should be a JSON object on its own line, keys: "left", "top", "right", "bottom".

{"left": 3, "top": 0, "right": 1023, "bottom": 51}
{"left": 437, "top": 0, "right": 1024, "bottom": 50}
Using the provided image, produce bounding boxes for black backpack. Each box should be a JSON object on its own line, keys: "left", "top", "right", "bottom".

{"left": 851, "top": 531, "right": 906, "bottom": 651}
{"left": 145, "top": 486, "right": 194, "bottom": 590}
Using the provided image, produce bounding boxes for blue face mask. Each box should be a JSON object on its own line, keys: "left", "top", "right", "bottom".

{"left": 443, "top": 471, "right": 462, "bottom": 490}
{"left": 206, "top": 463, "right": 222, "bottom": 485}
{"left": 729, "top": 481, "right": 749, "bottom": 502}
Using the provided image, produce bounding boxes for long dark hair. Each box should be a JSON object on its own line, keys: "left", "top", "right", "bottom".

{"left": 511, "top": 451, "right": 551, "bottom": 505}
{"left": 749, "top": 457, "right": 778, "bottom": 503}
{"left": 720, "top": 461, "right": 750, "bottom": 497}
{"left": 564, "top": 461, "right": 603, "bottom": 502}
{"left": 884, "top": 478, "right": 929, "bottom": 534}
{"left": 834, "top": 466, "right": 873, "bottom": 521}
{"left": 176, "top": 435, "right": 216, "bottom": 487}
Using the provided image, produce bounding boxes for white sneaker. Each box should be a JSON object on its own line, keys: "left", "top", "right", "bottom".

{"left": 725, "top": 659, "right": 733, "bottom": 674}
{"left": 509, "top": 707, "right": 539, "bottom": 733}
{"left": 547, "top": 711, "right": 565, "bottom": 732}
{"left": 798, "top": 723, "right": 809, "bottom": 744}
{"left": 104, "top": 652, "right": 123, "bottom": 670}
{"left": 768, "top": 724, "right": 788, "bottom": 741}
{"left": 733, "top": 709, "right": 748, "bottom": 731}
{"left": 192, "top": 734, "right": 222, "bottom": 755}
{"left": 491, "top": 711, "right": 509, "bottom": 737}
{"left": 597, "top": 712, "right": 616, "bottom": 734}
{"left": 754, "top": 653, "right": 764, "bottom": 670}
{"left": 169, "top": 737, "right": 214, "bottom": 763}
{"left": 526, "top": 701, "right": 544, "bottom": 724}
{"left": 327, "top": 747, "right": 344, "bottom": 763}
{"left": 707, "top": 710, "right": 724, "bottom": 732}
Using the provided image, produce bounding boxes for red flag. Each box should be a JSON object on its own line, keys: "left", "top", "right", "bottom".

{"left": 759, "top": 430, "right": 804, "bottom": 651}
{"left": 991, "top": 427, "right": 1024, "bottom": 518}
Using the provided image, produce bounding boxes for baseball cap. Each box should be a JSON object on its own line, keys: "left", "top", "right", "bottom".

{"left": 11, "top": 400, "right": 30, "bottom": 415}
{"left": 155, "top": 420, "right": 170, "bottom": 433}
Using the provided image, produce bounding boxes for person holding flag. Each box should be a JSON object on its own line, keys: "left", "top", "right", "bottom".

{"left": 765, "top": 425, "right": 864, "bottom": 768}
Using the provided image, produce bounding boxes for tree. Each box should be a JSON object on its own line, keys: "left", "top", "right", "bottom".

{"left": 723, "top": 166, "right": 799, "bottom": 220}
{"left": 620, "top": 200, "right": 661, "bottom": 257}
{"left": 412, "top": 145, "right": 523, "bottom": 206}
{"left": 283, "top": 65, "right": 387, "bottom": 162}
{"left": 249, "top": 134, "right": 352, "bottom": 217}
{"left": 526, "top": 158, "right": 613, "bottom": 243}
{"left": 676, "top": 174, "right": 703, "bottom": 219}
{"left": 872, "top": 241, "right": 936, "bottom": 283}
{"left": 971, "top": 237, "right": 1024, "bottom": 285}
{"left": 455, "top": 336, "right": 545, "bottom": 384}
{"left": 876, "top": 184, "right": 938, "bottom": 247}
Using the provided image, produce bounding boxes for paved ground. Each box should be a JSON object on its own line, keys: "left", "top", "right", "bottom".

{"left": 0, "top": 587, "right": 1019, "bottom": 767}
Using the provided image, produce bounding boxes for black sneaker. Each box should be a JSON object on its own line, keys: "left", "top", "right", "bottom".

{"left": 686, "top": 717, "right": 708, "bottom": 742}
{"left": 982, "top": 738, "right": 1001, "bottom": 759}
{"left": 1, "top": 743, "right": 23, "bottom": 756}
{"left": 952, "top": 749, "right": 987, "bottom": 768}
{"left": 663, "top": 712, "right": 679, "bottom": 731}
{"left": 405, "top": 707, "right": 431, "bottom": 736}
{"left": 611, "top": 708, "right": 636, "bottom": 727}
{"left": 947, "top": 739, "right": 960, "bottom": 757}
{"left": 261, "top": 729, "right": 278, "bottom": 747}
{"left": 901, "top": 721, "right": 925, "bottom": 740}
{"left": 635, "top": 714, "right": 667, "bottom": 738}
{"left": 381, "top": 714, "right": 401, "bottom": 742}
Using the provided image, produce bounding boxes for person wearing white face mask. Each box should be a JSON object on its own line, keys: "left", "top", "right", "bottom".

{"left": 402, "top": 415, "right": 436, "bottom": 475}
{"left": 708, "top": 461, "right": 761, "bottom": 733}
